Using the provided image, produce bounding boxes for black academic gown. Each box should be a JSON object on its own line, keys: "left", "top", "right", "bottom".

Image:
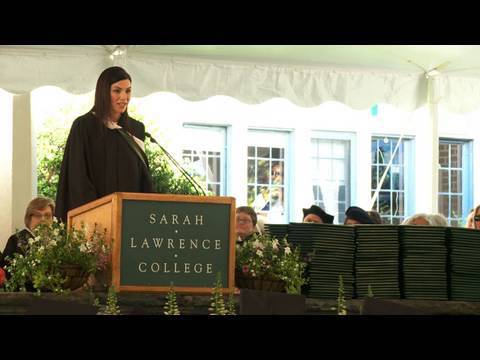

{"left": 3, "top": 229, "right": 33, "bottom": 263}
{"left": 3, "top": 229, "right": 35, "bottom": 291}
{"left": 55, "top": 112, "right": 154, "bottom": 222}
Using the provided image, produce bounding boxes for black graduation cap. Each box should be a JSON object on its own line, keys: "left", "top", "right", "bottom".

{"left": 302, "top": 205, "right": 334, "bottom": 224}
{"left": 345, "top": 206, "right": 375, "bottom": 224}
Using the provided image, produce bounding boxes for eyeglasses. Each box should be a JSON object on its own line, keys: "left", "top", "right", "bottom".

{"left": 237, "top": 219, "right": 252, "bottom": 224}
{"left": 272, "top": 171, "right": 282, "bottom": 176}
{"left": 32, "top": 212, "right": 53, "bottom": 220}
{"left": 474, "top": 216, "right": 480, "bottom": 221}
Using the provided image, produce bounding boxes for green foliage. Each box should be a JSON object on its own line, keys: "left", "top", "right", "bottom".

{"left": 209, "top": 273, "right": 228, "bottom": 315}
{"left": 164, "top": 283, "right": 181, "bottom": 315}
{"left": 236, "top": 233, "right": 307, "bottom": 295}
{"left": 226, "top": 291, "right": 236, "bottom": 315}
{"left": 4, "top": 220, "right": 109, "bottom": 294}
{"left": 36, "top": 122, "right": 199, "bottom": 200}
{"left": 144, "top": 140, "right": 198, "bottom": 195}
{"left": 104, "top": 285, "right": 121, "bottom": 315}
{"left": 36, "top": 126, "right": 68, "bottom": 200}
{"left": 367, "top": 284, "right": 374, "bottom": 298}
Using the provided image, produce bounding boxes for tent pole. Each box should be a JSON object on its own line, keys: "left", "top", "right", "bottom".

{"left": 12, "top": 92, "right": 36, "bottom": 231}
{"left": 427, "top": 74, "right": 440, "bottom": 214}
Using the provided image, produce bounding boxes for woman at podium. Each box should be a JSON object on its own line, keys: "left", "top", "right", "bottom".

{"left": 55, "top": 66, "right": 154, "bottom": 222}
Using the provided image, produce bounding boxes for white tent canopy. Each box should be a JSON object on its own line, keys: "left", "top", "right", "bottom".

{"left": 2, "top": 45, "right": 480, "bottom": 112}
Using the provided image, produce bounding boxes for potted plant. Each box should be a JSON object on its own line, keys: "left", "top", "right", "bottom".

{"left": 4, "top": 219, "right": 110, "bottom": 293}
{"left": 235, "top": 233, "right": 307, "bottom": 295}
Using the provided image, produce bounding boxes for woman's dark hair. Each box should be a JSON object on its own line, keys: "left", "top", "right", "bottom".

{"left": 91, "top": 66, "right": 132, "bottom": 126}
{"left": 236, "top": 206, "right": 257, "bottom": 226}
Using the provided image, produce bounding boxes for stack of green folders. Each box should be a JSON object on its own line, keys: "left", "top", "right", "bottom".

{"left": 448, "top": 227, "right": 480, "bottom": 301}
{"left": 355, "top": 225, "right": 400, "bottom": 299}
{"left": 399, "top": 226, "right": 448, "bottom": 300}
{"left": 263, "top": 223, "right": 289, "bottom": 244}
{"left": 297, "top": 224, "right": 356, "bottom": 299}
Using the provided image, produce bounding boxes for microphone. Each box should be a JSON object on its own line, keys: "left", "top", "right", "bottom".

{"left": 145, "top": 132, "right": 206, "bottom": 196}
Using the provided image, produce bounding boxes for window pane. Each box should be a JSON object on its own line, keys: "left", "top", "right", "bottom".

{"left": 332, "top": 141, "right": 345, "bottom": 158}
{"left": 272, "top": 148, "right": 281, "bottom": 159}
{"left": 372, "top": 140, "right": 379, "bottom": 164}
{"left": 248, "top": 146, "right": 255, "bottom": 157}
{"left": 247, "top": 159, "right": 256, "bottom": 183}
{"left": 271, "top": 161, "right": 284, "bottom": 185}
{"left": 439, "top": 144, "right": 449, "bottom": 168}
{"left": 257, "top": 159, "right": 269, "bottom": 184}
{"left": 392, "top": 192, "right": 404, "bottom": 217}
{"left": 257, "top": 147, "right": 270, "bottom": 158}
{"left": 379, "top": 191, "right": 391, "bottom": 215}
{"left": 378, "top": 141, "right": 391, "bottom": 164}
{"left": 450, "top": 144, "right": 462, "bottom": 168}
{"left": 207, "top": 157, "right": 220, "bottom": 182}
{"left": 270, "top": 186, "right": 284, "bottom": 209}
{"left": 332, "top": 159, "right": 345, "bottom": 181}
{"left": 451, "top": 195, "right": 462, "bottom": 219}
{"left": 247, "top": 185, "right": 256, "bottom": 206}
{"left": 371, "top": 166, "right": 378, "bottom": 189}
{"left": 439, "top": 169, "right": 449, "bottom": 193}
{"left": 450, "top": 170, "right": 462, "bottom": 193}
{"left": 208, "top": 184, "right": 220, "bottom": 196}
{"left": 438, "top": 195, "right": 449, "bottom": 217}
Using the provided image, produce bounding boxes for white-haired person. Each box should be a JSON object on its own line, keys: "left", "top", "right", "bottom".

{"left": 427, "top": 213, "right": 448, "bottom": 227}
{"left": 402, "top": 213, "right": 430, "bottom": 226}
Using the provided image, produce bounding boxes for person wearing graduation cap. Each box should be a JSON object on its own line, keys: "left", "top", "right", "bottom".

{"left": 302, "top": 204, "right": 334, "bottom": 224}
{"left": 344, "top": 206, "right": 376, "bottom": 225}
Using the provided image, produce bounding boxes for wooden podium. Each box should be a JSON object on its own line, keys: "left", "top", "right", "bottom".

{"left": 67, "top": 192, "right": 236, "bottom": 294}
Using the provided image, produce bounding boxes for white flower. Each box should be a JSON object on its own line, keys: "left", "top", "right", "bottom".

{"left": 79, "top": 244, "right": 87, "bottom": 253}
{"left": 252, "top": 239, "right": 265, "bottom": 250}
{"left": 256, "top": 249, "right": 264, "bottom": 257}
{"left": 284, "top": 246, "right": 291, "bottom": 255}
{"left": 272, "top": 239, "right": 279, "bottom": 251}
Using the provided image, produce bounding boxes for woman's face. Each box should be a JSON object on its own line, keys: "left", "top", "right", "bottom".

{"left": 475, "top": 208, "right": 480, "bottom": 229}
{"left": 110, "top": 79, "right": 131, "bottom": 120}
{"left": 29, "top": 206, "right": 53, "bottom": 231}
{"left": 236, "top": 212, "right": 255, "bottom": 240}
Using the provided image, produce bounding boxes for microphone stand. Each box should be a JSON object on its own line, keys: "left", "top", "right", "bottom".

{"left": 145, "top": 132, "right": 206, "bottom": 196}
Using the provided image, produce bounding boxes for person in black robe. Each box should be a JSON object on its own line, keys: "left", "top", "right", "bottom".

{"left": 2, "top": 197, "right": 55, "bottom": 290}
{"left": 55, "top": 66, "right": 154, "bottom": 222}
{"left": 302, "top": 204, "right": 334, "bottom": 224}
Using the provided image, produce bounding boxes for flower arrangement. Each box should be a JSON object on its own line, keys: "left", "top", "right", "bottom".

{"left": 4, "top": 219, "right": 110, "bottom": 293}
{"left": 235, "top": 233, "right": 307, "bottom": 295}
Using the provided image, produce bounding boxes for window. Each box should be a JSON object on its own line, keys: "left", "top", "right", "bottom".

{"left": 371, "top": 136, "right": 414, "bottom": 224}
{"left": 181, "top": 125, "right": 227, "bottom": 196}
{"left": 247, "top": 130, "right": 290, "bottom": 223}
{"left": 310, "top": 135, "right": 352, "bottom": 224}
{"left": 438, "top": 139, "right": 473, "bottom": 226}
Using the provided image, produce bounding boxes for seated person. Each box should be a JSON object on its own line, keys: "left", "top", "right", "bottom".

{"left": 236, "top": 206, "right": 259, "bottom": 243}
{"left": 473, "top": 205, "right": 480, "bottom": 229}
{"left": 344, "top": 206, "right": 375, "bottom": 225}
{"left": 402, "top": 213, "right": 430, "bottom": 225}
{"left": 427, "top": 213, "right": 448, "bottom": 227}
{"left": 3, "top": 197, "right": 55, "bottom": 265}
{"left": 465, "top": 209, "right": 475, "bottom": 228}
{"left": 302, "top": 204, "right": 334, "bottom": 224}
{"left": 367, "top": 210, "right": 383, "bottom": 224}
